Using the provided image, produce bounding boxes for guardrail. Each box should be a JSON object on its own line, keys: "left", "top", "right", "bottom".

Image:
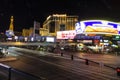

{"left": 0, "top": 63, "right": 47, "bottom": 80}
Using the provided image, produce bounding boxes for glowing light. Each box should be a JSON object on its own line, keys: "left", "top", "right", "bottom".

{"left": 75, "top": 20, "right": 120, "bottom": 34}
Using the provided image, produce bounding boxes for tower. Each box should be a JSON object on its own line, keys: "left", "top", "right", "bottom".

{"left": 5, "top": 16, "right": 14, "bottom": 37}
{"left": 9, "top": 16, "right": 14, "bottom": 31}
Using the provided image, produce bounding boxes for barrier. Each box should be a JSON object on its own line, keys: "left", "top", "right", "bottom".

{"left": 0, "top": 63, "right": 11, "bottom": 80}
{"left": 0, "top": 63, "right": 47, "bottom": 80}
{"left": 11, "top": 68, "right": 42, "bottom": 80}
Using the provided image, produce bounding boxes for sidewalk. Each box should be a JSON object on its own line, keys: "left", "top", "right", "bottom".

{"left": 0, "top": 56, "right": 17, "bottom": 62}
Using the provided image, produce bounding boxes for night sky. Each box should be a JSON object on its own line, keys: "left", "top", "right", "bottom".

{"left": 0, "top": 0, "right": 120, "bottom": 32}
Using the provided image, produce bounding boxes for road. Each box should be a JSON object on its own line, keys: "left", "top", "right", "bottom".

{"left": 0, "top": 47, "right": 120, "bottom": 80}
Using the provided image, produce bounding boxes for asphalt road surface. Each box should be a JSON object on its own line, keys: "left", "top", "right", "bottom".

{"left": 0, "top": 47, "right": 120, "bottom": 80}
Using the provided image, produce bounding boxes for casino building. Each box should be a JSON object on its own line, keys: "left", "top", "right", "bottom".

{"left": 57, "top": 20, "right": 120, "bottom": 52}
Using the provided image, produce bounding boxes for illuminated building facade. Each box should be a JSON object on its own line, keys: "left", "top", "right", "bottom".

{"left": 40, "top": 28, "right": 48, "bottom": 36}
{"left": 22, "top": 29, "right": 30, "bottom": 36}
{"left": 43, "top": 14, "right": 78, "bottom": 36}
{"left": 56, "top": 20, "right": 120, "bottom": 53}
{"left": 74, "top": 20, "right": 120, "bottom": 52}
{"left": 57, "top": 20, "right": 120, "bottom": 45}
{"left": 22, "top": 27, "right": 34, "bottom": 37}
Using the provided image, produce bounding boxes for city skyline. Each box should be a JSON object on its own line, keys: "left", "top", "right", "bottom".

{"left": 0, "top": 0, "right": 120, "bottom": 32}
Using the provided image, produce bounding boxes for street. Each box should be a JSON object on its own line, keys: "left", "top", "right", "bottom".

{"left": 0, "top": 47, "right": 120, "bottom": 80}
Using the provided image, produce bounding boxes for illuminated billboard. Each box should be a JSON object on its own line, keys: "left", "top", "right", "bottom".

{"left": 57, "top": 30, "right": 76, "bottom": 39}
{"left": 75, "top": 20, "right": 120, "bottom": 34}
{"left": 46, "top": 37, "right": 55, "bottom": 42}
{"left": 57, "top": 30, "right": 102, "bottom": 40}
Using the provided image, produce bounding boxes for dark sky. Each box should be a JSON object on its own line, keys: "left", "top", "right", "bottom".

{"left": 0, "top": 0, "right": 120, "bottom": 32}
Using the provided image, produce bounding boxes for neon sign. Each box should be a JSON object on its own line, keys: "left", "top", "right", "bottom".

{"left": 75, "top": 20, "right": 120, "bottom": 34}
{"left": 57, "top": 30, "right": 76, "bottom": 39}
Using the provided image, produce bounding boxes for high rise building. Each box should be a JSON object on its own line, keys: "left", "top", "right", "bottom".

{"left": 43, "top": 14, "right": 78, "bottom": 36}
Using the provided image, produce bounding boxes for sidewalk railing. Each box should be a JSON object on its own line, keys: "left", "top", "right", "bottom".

{"left": 0, "top": 63, "right": 47, "bottom": 80}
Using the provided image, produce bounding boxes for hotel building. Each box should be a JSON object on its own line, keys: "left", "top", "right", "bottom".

{"left": 42, "top": 14, "right": 78, "bottom": 36}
